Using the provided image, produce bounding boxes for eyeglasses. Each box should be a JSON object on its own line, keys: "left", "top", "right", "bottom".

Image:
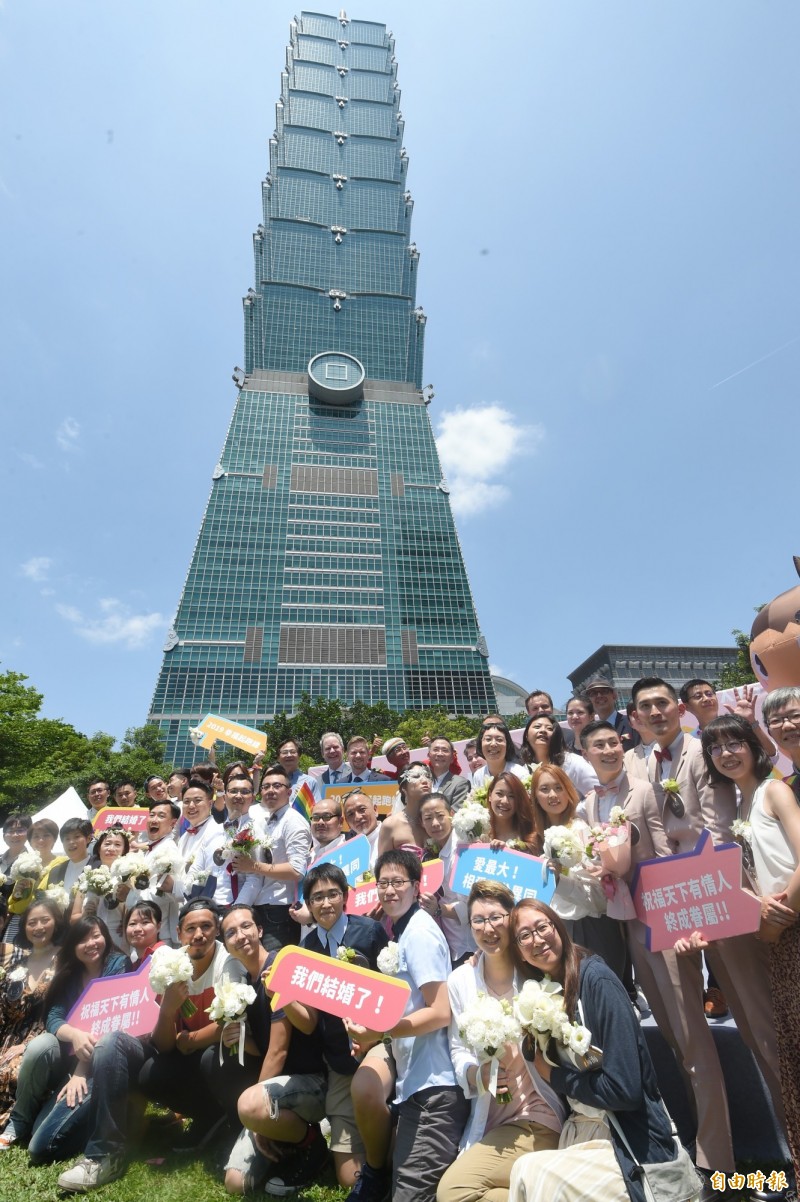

{"left": 376, "top": 878, "right": 413, "bottom": 892}
{"left": 515, "top": 920, "right": 553, "bottom": 946}
{"left": 310, "top": 813, "right": 339, "bottom": 824}
{"left": 469, "top": 913, "right": 508, "bottom": 930}
{"left": 4, "top": 826, "right": 26, "bottom": 835}
{"left": 308, "top": 889, "right": 344, "bottom": 904}
{"left": 707, "top": 741, "right": 745, "bottom": 757}
{"left": 766, "top": 712, "right": 800, "bottom": 731}
{"left": 227, "top": 788, "right": 253, "bottom": 796}
{"left": 262, "top": 781, "right": 288, "bottom": 791}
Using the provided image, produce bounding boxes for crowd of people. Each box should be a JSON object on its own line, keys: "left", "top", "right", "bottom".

{"left": 0, "top": 675, "right": 799, "bottom": 1202}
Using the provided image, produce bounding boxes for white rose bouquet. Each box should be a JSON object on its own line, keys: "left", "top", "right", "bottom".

{"left": 145, "top": 842, "right": 184, "bottom": 894}
{"left": 514, "top": 976, "right": 595, "bottom": 1069}
{"left": 44, "top": 883, "right": 71, "bottom": 912}
{"left": 148, "top": 945, "right": 197, "bottom": 1018}
{"left": 452, "top": 801, "right": 491, "bottom": 844}
{"left": 542, "top": 825, "right": 584, "bottom": 874}
{"left": 77, "top": 864, "right": 116, "bottom": 900}
{"left": 9, "top": 851, "right": 43, "bottom": 904}
{"left": 207, "top": 979, "right": 257, "bottom": 1064}
{"left": 111, "top": 852, "right": 150, "bottom": 890}
{"left": 457, "top": 991, "right": 522, "bottom": 1103}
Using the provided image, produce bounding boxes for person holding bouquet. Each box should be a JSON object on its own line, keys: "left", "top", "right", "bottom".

{"left": 508, "top": 900, "right": 692, "bottom": 1202}
{"left": 486, "top": 773, "right": 538, "bottom": 855}
{"left": 436, "top": 881, "right": 564, "bottom": 1202}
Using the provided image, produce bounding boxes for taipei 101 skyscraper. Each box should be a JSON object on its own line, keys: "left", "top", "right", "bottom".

{"left": 149, "top": 11, "right": 496, "bottom": 764}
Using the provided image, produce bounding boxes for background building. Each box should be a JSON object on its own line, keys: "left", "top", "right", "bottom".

{"left": 148, "top": 11, "right": 495, "bottom": 763}
{"left": 568, "top": 644, "right": 740, "bottom": 705}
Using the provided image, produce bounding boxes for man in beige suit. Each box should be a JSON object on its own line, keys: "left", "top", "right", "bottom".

{"left": 632, "top": 677, "right": 787, "bottom": 1185}
{"left": 581, "top": 718, "right": 735, "bottom": 1188}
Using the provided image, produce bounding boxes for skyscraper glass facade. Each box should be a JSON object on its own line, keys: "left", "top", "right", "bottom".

{"left": 149, "top": 11, "right": 496, "bottom": 764}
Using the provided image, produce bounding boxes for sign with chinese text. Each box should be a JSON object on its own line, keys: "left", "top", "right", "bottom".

{"left": 92, "top": 807, "right": 149, "bottom": 835}
{"left": 191, "top": 714, "right": 267, "bottom": 755}
{"left": 630, "top": 830, "right": 761, "bottom": 951}
{"left": 66, "top": 956, "right": 159, "bottom": 1039}
{"left": 299, "top": 835, "right": 370, "bottom": 901}
{"left": 450, "top": 844, "right": 556, "bottom": 906}
{"left": 264, "top": 945, "right": 410, "bottom": 1031}
{"left": 346, "top": 859, "right": 445, "bottom": 916}
{"left": 324, "top": 781, "right": 399, "bottom": 820}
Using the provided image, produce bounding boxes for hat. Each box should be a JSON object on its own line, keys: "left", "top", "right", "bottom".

{"left": 382, "top": 737, "right": 407, "bottom": 758}
{"left": 585, "top": 677, "right": 616, "bottom": 693}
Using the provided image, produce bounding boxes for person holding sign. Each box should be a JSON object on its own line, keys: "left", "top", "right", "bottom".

{"left": 347, "top": 850, "right": 470, "bottom": 1202}
{"left": 437, "top": 882, "right": 564, "bottom": 1202}
{"left": 700, "top": 714, "right": 800, "bottom": 1186}
{"left": 280, "top": 863, "right": 388, "bottom": 1192}
{"left": 487, "top": 772, "right": 538, "bottom": 854}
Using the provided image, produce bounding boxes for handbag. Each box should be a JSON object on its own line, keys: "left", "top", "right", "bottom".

{"left": 607, "top": 1111, "right": 702, "bottom": 1202}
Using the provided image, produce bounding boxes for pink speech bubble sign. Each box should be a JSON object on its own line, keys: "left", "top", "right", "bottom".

{"left": 66, "top": 955, "right": 160, "bottom": 1039}
{"left": 631, "top": 829, "right": 762, "bottom": 952}
{"left": 264, "top": 946, "right": 410, "bottom": 1032}
{"left": 92, "top": 806, "right": 149, "bottom": 834}
{"left": 345, "top": 859, "right": 444, "bottom": 915}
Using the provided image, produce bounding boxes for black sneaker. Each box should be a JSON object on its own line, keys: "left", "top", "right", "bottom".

{"left": 263, "top": 1125, "right": 329, "bottom": 1196}
{"left": 345, "top": 1162, "right": 392, "bottom": 1202}
{"left": 171, "top": 1113, "right": 227, "bottom": 1153}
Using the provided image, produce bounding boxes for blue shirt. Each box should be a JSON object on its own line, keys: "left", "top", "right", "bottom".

{"left": 392, "top": 907, "right": 456, "bottom": 1103}
{"left": 318, "top": 911, "right": 349, "bottom": 958}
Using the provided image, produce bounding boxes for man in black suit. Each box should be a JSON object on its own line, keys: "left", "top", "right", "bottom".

{"left": 585, "top": 677, "right": 640, "bottom": 750}
{"left": 426, "top": 737, "right": 470, "bottom": 809}
{"left": 286, "top": 864, "right": 389, "bottom": 1194}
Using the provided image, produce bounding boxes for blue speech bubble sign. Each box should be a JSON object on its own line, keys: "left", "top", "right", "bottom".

{"left": 450, "top": 844, "right": 556, "bottom": 906}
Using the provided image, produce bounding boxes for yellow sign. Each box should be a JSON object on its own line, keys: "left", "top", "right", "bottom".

{"left": 325, "top": 781, "right": 399, "bottom": 823}
{"left": 191, "top": 714, "right": 267, "bottom": 755}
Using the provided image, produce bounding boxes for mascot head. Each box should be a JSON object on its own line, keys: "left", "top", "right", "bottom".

{"left": 750, "top": 556, "right": 800, "bottom": 690}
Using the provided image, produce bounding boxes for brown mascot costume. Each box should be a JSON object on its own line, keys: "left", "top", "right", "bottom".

{"left": 750, "top": 556, "right": 800, "bottom": 690}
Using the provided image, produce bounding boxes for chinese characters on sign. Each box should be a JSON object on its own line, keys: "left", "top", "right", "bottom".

{"left": 66, "top": 956, "right": 160, "bottom": 1039}
{"left": 345, "top": 859, "right": 444, "bottom": 916}
{"left": 264, "top": 946, "right": 410, "bottom": 1031}
{"left": 91, "top": 807, "right": 149, "bottom": 834}
{"left": 192, "top": 713, "right": 268, "bottom": 755}
{"left": 450, "top": 845, "right": 556, "bottom": 906}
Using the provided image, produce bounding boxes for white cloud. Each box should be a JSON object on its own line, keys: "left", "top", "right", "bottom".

{"left": 56, "top": 597, "right": 167, "bottom": 649}
{"left": 488, "top": 663, "right": 505, "bottom": 677}
{"left": 20, "top": 556, "right": 52, "bottom": 582}
{"left": 16, "top": 450, "right": 44, "bottom": 470}
{"left": 56, "top": 417, "right": 80, "bottom": 452}
{"left": 436, "top": 404, "right": 544, "bottom": 518}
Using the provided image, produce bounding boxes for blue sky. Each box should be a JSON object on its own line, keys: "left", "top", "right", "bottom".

{"left": 2, "top": 1, "right": 798, "bottom": 743}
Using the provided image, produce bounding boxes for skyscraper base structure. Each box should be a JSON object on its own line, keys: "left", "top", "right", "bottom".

{"left": 148, "top": 11, "right": 496, "bottom": 765}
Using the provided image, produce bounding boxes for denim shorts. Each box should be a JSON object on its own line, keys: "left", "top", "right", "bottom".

{"left": 225, "top": 1072, "right": 327, "bottom": 1181}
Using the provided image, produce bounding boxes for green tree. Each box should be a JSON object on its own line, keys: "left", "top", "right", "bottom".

{"left": 716, "top": 628, "right": 758, "bottom": 690}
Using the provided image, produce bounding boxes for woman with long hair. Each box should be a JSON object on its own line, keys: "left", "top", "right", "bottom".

{"left": 486, "top": 773, "right": 537, "bottom": 853}
{"left": 77, "top": 827, "right": 131, "bottom": 951}
{"left": 437, "top": 882, "right": 564, "bottom": 1202}
{"left": 565, "top": 697, "right": 594, "bottom": 754}
{"left": 521, "top": 716, "right": 597, "bottom": 798}
{"left": 2, "top": 916, "right": 127, "bottom": 1158}
{"left": 0, "top": 898, "right": 64, "bottom": 1142}
{"left": 529, "top": 766, "right": 626, "bottom": 980}
{"left": 700, "top": 713, "right": 800, "bottom": 1184}
{"left": 508, "top": 900, "right": 686, "bottom": 1202}
{"left": 471, "top": 717, "right": 528, "bottom": 791}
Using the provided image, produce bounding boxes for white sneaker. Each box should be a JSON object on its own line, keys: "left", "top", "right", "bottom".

{"left": 58, "top": 1155, "right": 124, "bottom": 1192}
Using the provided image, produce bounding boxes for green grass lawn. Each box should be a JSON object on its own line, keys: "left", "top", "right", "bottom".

{"left": 0, "top": 1133, "right": 348, "bottom": 1201}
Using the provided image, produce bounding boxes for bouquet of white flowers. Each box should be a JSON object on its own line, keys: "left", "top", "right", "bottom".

{"left": 452, "top": 801, "right": 492, "bottom": 844}
{"left": 469, "top": 781, "right": 490, "bottom": 808}
{"left": 77, "top": 864, "right": 116, "bottom": 900}
{"left": 43, "top": 883, "right": 71, "bottom": 912}
{"left": 145, "top": 842, "right": 184, "bottom": 895}
{"left": 10, "top": 851, "right": 43, "bottom": 881}
{"left": 213, "top": 825, "right": 272, "bottom": 868}
{"left": 514, "top": 976, "right": 595, "bottom": 1069}
{"left": 148, "top": 945, "right": 197, "bottom": 1018}
{"left": 110, "top": 852, "right": 150, "bottom": 891}
{"left": 542, "top": 825, "right": 584, "bottom": 873}
{"left": 9, "top": 850, "right": 43, "bottom": 904}
{"left": 207, "top": 979, "right": 257, "bottom": 1064}
{"left": 376, "top": 942, "right": 401, "bottom": 976}
{"left": 458, "top": 991, "right": 522, "bottom": 1103}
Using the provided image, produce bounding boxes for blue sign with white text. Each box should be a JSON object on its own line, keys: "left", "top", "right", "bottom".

{"left": 450, "top": 844, "right": 556, "bottom": 906}
{"left": 298, "top": 833, "right": 370, "bottom": 901}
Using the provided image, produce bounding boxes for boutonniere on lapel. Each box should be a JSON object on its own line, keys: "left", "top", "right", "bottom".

{"left": 661, "top": 778, "right": 685, "bottom": 817}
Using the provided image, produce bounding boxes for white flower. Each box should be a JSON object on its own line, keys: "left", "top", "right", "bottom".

{"left": 458, "top": 992, "right": 521, "bottom": 1058}
{"left": 44, "top": 884, "right": 71, "bottom": 912}
{"left": 146, "top": 842, "right": 184, "bottom": 878}
{"left": 10, "top": 851, "right": 43, "bottom": 881}
{"left": 566, "top": 1024, "right": 592, "bottom": 1055}
{"left": 110, "top": 852, "right": 150, "bottom": 887}
{"left": 608, "top": 806, "right": 626, "bottom": 826}
{"left": 542, "top": 825, "right": 583, "bottom": 869}
{"left": 377, "top": 942, "right": 401, "bottom": 976}
{"left": 452, "top": 802, "right": 491, "bottom": 844}
{"left": 207, "top": 979, "right": 256, "bottom": 1023}
{"left": 731, "top": 818, "right": 752, "bottom": 842}
{"left": 514, "top": 976, "right": 592, "bottom": 1056}
{"left": 77, "top": 865, "right": 116, "bottom": 898}
{"left": 8, "top": 966, "right": 27, "bottom": 983}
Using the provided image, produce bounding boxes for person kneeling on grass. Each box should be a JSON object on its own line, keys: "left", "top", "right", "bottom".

{"left": 280, "top": 863, "right": 389, "bottom": 1193}
{"left": 206, "top": 904, "right": 328, "bottom": 1196}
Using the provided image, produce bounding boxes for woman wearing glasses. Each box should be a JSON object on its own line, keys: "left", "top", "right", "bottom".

{"left": 508, "top": 900, "right": 683, "bottom": 1202}
{"left": 437, "top": 882, "right": 564, "bottom": 1202}
{"left": 700, "top": 714, "right": 800, "bottom": 1184}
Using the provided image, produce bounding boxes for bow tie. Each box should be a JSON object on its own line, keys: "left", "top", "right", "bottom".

{"left": 654, "top": 748, "right": 672, "bottom": 764}
{"left": 185, "top": 825, "right": 203, "bottom": 836}
{"left": 595, "top": 784, "right": 621, "bottom": 799}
